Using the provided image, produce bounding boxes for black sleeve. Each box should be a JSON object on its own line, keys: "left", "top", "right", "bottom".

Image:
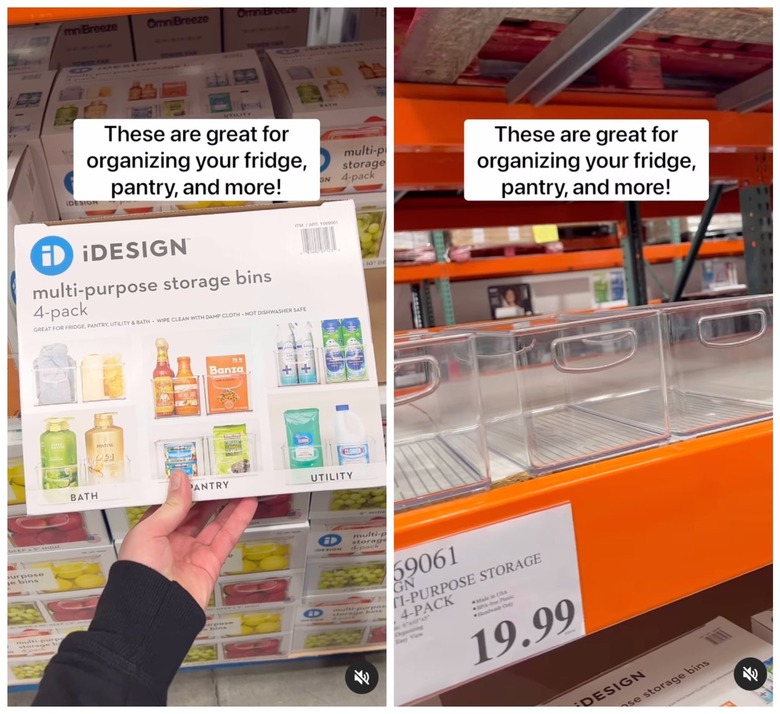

{"left": 33, "top": 560, "right": 206, "bottom": 707}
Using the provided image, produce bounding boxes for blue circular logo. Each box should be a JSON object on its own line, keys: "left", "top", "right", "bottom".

{"left": 30, "top": 236, "right": 74, "bottom": 276}
{"left": 10, "top": 270, "right": 16, "bottom": 304}
{"left": 320, "top": 148, "right": 331, "bottom": 173}
{"left": 68, "top": 66, "right": 94, "bottom": 74}
{"left": 303, "top": 608, "right": 324, "bottom": 619}
{"left": 64, "top": 171, "right": 74, "bottom": 196}
{"left": 318, "top": 533, "right": 342, "bottom": 548}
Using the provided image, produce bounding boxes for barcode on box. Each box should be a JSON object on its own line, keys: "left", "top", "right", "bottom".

{"left": 301, "top": 226, "right": 337, "bottom": 254}
{"left": 704, "top": 628, "right": 732, "bottom": 645}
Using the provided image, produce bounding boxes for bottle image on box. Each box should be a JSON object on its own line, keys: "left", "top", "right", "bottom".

{"left": 324, "top": 79, "right": 349, "bottom": 98}
{"left": 335, "top": 405, "right": 370, "bottom": 465}
{"left": 322, "top": 319, "right": 346, "bottom": 383}
{"left": 277, "top": 324, "right": 298, "bottom": 386}
{"left": 293, "top": 322, "right": 318, "bottom": 385}
{"left": 40, "top": 418, "right": 78, "bottom": 489}
{"left": 284, "top": 409, "right": 323, "bottom": 469}
{"left": 153, "top": 338, "right": 175, "bottom": 417}
{"left": 85, "top": 413, "right": 125, "bottom": 484}
{"left": 341, "top": 318, "right": 367, "bottom": 381}
{"left": 102, "top": 355, "right": 125, "bottom": 399}
{"left": 173, "top": 356, "right": 200, "bottom": 416}
{"left": 296, "top": 83, "right": 323, "bottom": 104}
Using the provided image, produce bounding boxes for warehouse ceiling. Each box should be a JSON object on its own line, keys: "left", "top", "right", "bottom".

{"left": 394, "top": 8, "right": 772, "bottom": 108}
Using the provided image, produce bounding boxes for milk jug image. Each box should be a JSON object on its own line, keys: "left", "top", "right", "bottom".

{"left": 277, "top": 323, "right": 298, "bottom": 386}
{"left": 335, "top": 405, "right": 370, "bottom": 465}
{"left": 293, "top": 322, "right": 318, "bottom": 385}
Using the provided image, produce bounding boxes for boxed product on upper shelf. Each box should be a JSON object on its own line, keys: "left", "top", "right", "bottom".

{"left": 199, "top": 602, "right": 295, "bottom": 640}
{"left": 8, "top": 144, "right": 59, "bottom": 335}
{"left": 290, "top": 619, "right": 384, "bottom": 653}
{"left": 222, "top": 8, "right": 312, "bottom": 53}
{"left": 264, "top": 40, "right": 386, "bottom": 195}
{"left": 8, "top": 71, "right": 60, "bottom": 219}
{"left": 49, "top": 17, "right": 135, "bottom": 70}
{"left": 222, "top": 523, "right": 309, "bottom": 577}
{"left": 131, "top": 10, "right": 222, "bottom": 61}
{"left": 304, "top": 556, "right": 386, "bottom": 594}
{"left": 546, "top": 617, "right": 773, "bottom": 706}
{"left": 14, "top": 201, "right": 386, "bottom": 515}
{"left": 40, "top": 50, "right": 275, "bottom": 220}
{"left": 9, "top": 23, "right": 61, "bottom": 72}
{"left": 216, "top": 570, "right": 305, "bottom": 608}
{"left": 9, "top": 623, "right": 86, "bottom": 661}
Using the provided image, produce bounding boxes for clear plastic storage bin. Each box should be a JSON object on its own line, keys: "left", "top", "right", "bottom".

{"left": 394, "top": 333, "right": 490, "bottom": 510}
{"left": 512, "top": 311, "right": 669, "bottom": 474}
{"left": 660, "top": 295, "right": 772, "bottom": 435}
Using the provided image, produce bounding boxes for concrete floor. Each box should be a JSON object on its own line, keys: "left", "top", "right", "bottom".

{"left": 8, "top": 652, "right": 386, "bottom": 707}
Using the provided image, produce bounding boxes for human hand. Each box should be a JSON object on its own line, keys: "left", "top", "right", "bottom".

{"left": 119, "top": 471, "right": 257, "bottom": 609}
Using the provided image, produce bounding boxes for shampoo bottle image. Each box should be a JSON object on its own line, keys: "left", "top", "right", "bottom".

{"left": 277, "top": 324, "right": 299, "bottom": 386}
{"left": 153, "top": 338, "right": 175, "bottom": 417}
{"left": 293, "top": 322, "right": 318, "bottom": 385}
{"left": 40, "top": 418, "right": 78, "bottom": 489}
{"left": 335, "top": 405, "right": 370, "bottom": 465}
{"left": 341, "top": 318, "right": 367, "bottom": 381}
{"left": 284, "top": 408, "right": 323, "bottom": 469}
{"left": 85, "top": 413, "right": 125, "bottom": 484}
{"left": 322, "top": 319, "right": 346, "bottom": 383}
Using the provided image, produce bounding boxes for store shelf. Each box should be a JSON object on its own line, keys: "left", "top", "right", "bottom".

{"left": 395, "top": 421, "right": 772, "bottom": 635}
{"left": 394, "top": 239, "right": 745, "bottom": 283}
{"left": 8, "top": 8, "right": 181, "bottom": 25}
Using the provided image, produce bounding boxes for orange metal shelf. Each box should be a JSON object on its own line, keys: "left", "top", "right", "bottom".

{"left": 395, "top": 94, "right": 773, "bottom": 153}
{"left": 395, "top": 421, "right": 772, "bottom": 635}
{"left": 394, "top": 239, "right": 745, "bottom": 284}
{"left": 8, "top": 8, "right": 180, "bottom": 25}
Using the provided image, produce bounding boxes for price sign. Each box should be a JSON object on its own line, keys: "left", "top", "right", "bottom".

{"left": 394, "top": 503, "right": 584, "bottom": 705}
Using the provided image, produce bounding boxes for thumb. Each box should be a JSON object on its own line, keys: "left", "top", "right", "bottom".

{"left": 141, "top": 470, "right": 192, "bottom": 536}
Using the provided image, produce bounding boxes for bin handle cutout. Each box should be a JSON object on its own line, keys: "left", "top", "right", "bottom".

{"left": 394, "top": 356, "right": 441, "bottom": 406}
{"left": 697, "top": 309, "right": 767, "bottom": 348}
{"left": 551, "top": 328, "right": 638, "bottom": 373}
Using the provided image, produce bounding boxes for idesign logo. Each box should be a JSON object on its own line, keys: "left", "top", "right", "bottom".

{"left": 30, "top": 236, "right": 74, "bottom": 276}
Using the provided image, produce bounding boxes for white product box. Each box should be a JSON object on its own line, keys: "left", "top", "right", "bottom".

{"left": 304, "top": 556, "right": 386, "bottom": 594}
{"left": 290, "top": 621, "right": 376, "bottom": 653}
{"left": 8, "top": 505, "right": 110, "bottom": 553}
{"left": 105, "top": 492, "right": 310, "bottom": 541}
{"left": 15, "top": 202, "right": 385, "bottom": 515}
{"left": 219, "top": 631, "right": 292, "bottom": 661}
{"left": 131, "top": 10, "right": 222, "bottom": 61}
{"left": 9, "top": 545, "right": 115, "bottom": 597}
{"left": 222, "top": 8, "right": 311, "bottom": 53}
{"left": 40, "top": 51, "right": 275, "bottom": 219}
{"left": 198, "top": 603, "right": 295, "bottom": 640}
{"left": 264, "top": 41, "right": 386, "bottom": 195}
{"left": 223, "top": 523, "right": 309, "bottom": 577}
{"left": 752, "top": 610, "right": 773, "bottom": 644}
{"left": 546, "top": 617, "right": 774, "bottom": 706}
{"left": 9, "top": 588, "right": 103, "bottom": 625}
{"left": 323, "top": 191, "right": 387, "bottom": 267}
{"left": 307, "top": 516, "right": 385, "bottom": 557}
{"left": 355, "top": 8, "right": 387, "bottom": 41}
{"left": 297, "top": 589, "right": 386, "bottom": 626}
{"left": 309, "top": 487, "right": 386, "bottom": 520}
{"left": 217, "top": 570, "right": 305, "bottom": 608}
{"left": 8, "top": 71, "right": 60, "bottom": 220}
{"left": 8, "top": 144, "right": 59, "bottom": 328}
{"left": 9, "top": 23, "right": 61, "bottom": 72}
{"left": 50, "top": 17, "right": 134, "bottom": 70}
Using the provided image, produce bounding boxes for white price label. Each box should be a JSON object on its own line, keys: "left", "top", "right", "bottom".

{"left": 394, "top": 504, "right": 584, "bottom": 705}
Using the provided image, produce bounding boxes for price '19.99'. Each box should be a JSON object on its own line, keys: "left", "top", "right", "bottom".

{"left": 472, "top": 599, "right": 576, "bottom": 666}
